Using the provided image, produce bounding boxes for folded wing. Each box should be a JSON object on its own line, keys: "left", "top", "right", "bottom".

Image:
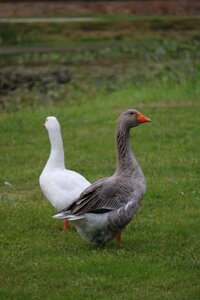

{"left": 68, "top": 177, "right": 133, "bottom": 215}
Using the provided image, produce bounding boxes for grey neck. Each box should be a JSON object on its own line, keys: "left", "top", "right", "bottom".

{"left": 45, "top": 127, "right": 65, "bottom": 170}
{"left": 115, "top": 123, "right": 142, "bottom": 176}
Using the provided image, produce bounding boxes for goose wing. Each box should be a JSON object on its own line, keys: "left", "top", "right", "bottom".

{"left": 68, "top": 176, "right": 133, "bottom": 215}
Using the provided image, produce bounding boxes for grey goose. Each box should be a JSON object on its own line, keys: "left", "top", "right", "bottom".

{"left": 54, "top": 109, "right": 150, "bottom": 244}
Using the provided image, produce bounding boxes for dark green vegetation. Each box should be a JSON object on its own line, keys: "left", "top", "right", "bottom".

{"left": 1, "top": 16, "right": 200, "bottom": 46}
{"left": 0, "top": 16, "right": 200, "bottom": 299}
{"left": 0, "top": 16, "right": 200, "bottom": 111}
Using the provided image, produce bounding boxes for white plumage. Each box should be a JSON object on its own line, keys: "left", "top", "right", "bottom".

{"left": 39, "top": 116, "right": 90, "bottom": 218}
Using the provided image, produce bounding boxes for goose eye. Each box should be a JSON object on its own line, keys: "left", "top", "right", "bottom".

{"left": 130, "top": 112, "right": 134, "bottom": 115}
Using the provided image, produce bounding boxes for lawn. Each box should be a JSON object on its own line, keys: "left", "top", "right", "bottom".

{"left": 0, "top": 15, "right": 200, "bottom": 299}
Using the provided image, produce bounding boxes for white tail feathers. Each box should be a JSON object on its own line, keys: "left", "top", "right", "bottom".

{"left": 53, "top": 212, "right": 67, "bottom": 219}
{"left": 53, "top": 212, "right": 85, "bottom": 221}
{"left": 67, "top": 215, "right": 85, "bottom": 221}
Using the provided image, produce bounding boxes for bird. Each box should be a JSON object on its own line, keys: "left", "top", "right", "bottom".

{"left": 53, "top": 109, "right": 150, "bottom": 245}
{"left": 39, "top": 116, "right": 91, "bottom": 231}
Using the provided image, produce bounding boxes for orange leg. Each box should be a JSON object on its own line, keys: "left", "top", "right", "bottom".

{"left": 115, "top": 231, "right": 122, "bottom": 243}
{"left": 63, "top": 219, "right": 69, "bottom": 231}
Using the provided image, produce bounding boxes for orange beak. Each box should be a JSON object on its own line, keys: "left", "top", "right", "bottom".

{"left": 137, "top": 112, "right": 151, "bottom": 123}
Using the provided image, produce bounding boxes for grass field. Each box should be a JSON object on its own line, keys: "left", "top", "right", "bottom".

{"left": 0, "top": 15, "right": 200, "bottom": 299}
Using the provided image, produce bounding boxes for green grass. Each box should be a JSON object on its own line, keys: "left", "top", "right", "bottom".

{"left": 0, "top": 14, "right": 200, "bottom": 299}
{"left": 0, "top": 74, "right": 200, "bottom": 299}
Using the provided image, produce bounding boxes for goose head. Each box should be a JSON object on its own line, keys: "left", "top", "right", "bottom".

{"left": 43, "top": 116, "right": 60, "bottom": 132}
{"left": 118, "top": 109, "right": 151, "bottom": 129}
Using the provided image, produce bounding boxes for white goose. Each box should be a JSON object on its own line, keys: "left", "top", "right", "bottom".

{"left": 54, "top": 109, "right": 150, "bottom": 245}
{"left": 39, "top": 116, "right": 91, "bottom": 230}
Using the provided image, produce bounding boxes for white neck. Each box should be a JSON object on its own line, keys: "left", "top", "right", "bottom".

{"left": 44, "top": 126, "right": 65, "bottom": 171}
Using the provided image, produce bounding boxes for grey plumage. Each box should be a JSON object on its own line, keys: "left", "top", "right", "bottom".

{"left": 53, "top": 109, "right": 150, "bottom": 245}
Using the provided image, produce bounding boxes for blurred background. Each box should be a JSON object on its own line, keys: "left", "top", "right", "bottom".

{"left": 0, "top": 0, "right": 200, "bottom": 111}
{"left": 1, "top": 2, "right": 200, "bottom": 299}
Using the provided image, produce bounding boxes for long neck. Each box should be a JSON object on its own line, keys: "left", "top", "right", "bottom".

{"left": 45, "top": 127, "right": 65, "bottom": 170}
{"left": 115, "top": 123, "right": 142, "bottom": 176}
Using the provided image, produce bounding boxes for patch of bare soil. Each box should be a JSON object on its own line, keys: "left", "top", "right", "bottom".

{"left": 0, "top": 1, "right": 200, "bottom": 17}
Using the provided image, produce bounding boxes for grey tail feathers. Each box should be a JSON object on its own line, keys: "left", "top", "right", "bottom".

{"left": 108, "top": 200, "right": 140, "bottom": 231}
